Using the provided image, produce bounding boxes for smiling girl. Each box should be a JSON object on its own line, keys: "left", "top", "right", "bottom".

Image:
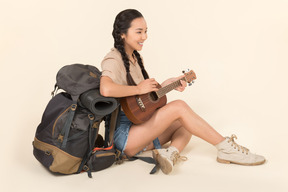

{"left": 100, "top": 9, "right": 265, "bottom": 174}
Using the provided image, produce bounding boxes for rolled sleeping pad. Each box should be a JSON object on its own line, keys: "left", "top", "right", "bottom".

{"left": 80, "top": 89, "right": 119, "bottom": 120}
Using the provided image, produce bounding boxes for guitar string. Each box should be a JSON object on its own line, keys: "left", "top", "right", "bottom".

{"left": 137, "top": 79, "right": 183, "bottom": 103}
{"left": 131, "top": 73, "right": 194, "bottom": 110}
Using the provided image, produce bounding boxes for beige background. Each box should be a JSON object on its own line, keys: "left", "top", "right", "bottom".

{"left": 1, "top": 0, "right": 287, "bottom": 191}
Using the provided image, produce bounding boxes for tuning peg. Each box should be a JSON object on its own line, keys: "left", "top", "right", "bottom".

{"left": 182, "top": 69, "right": 190, "bottom": 73}
{"left": 188, "top": 80, "right": 195, "bottom": 86}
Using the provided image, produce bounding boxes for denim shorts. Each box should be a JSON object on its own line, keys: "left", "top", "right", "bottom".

{"left": 105, "top": 111, "right": 159, "bottom": 155}
{"left": 106, "top": 111, "right": 132, "bottom": 154}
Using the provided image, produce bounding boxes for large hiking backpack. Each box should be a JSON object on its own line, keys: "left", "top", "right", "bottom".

{"left": 33, "top": 64, "right": 120, "bottom": 177}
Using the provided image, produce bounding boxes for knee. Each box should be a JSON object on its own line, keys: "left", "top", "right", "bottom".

{"left": 170, "top": 100, "right": 190, "bottom": 111}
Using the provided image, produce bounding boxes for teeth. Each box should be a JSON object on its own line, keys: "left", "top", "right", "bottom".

{"left": 139, "top": 43, "right": 143, "bottom": 45}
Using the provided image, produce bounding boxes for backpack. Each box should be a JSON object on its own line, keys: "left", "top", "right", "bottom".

{"left": 32, "top": 64, "right": 121, "bottom": 178}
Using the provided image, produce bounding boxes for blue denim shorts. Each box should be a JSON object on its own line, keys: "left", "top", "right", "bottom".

{"left": 106, "top": 111, "right": 132, "bottom": 154}
{"left": 105, "top": 111, "right": 159, "bottom": 155}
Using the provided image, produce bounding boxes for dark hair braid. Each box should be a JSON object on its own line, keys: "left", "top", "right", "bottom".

{"left": 133, "top": 50, "right": 149, "bottom": 79}
{"left": 112, "top": 9, "right": 149, "bottom": 85}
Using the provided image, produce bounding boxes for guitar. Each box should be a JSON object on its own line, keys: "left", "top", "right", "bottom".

{"left": 120, "top": 70, "right": 197, "bottom": 124}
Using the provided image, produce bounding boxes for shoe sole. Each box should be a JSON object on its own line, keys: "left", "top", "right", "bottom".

{"left": 217, "top": 157, "right": 266, "bottom": 166}
{"left": 152, "top": 149, "right": 172, "bottom": 174}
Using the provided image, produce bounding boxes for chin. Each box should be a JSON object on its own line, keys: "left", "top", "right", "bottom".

{"left": 136, "top": 47, "right": 143, "bottom": 51}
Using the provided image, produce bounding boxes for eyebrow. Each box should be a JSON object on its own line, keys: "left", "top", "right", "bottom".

{"left": 135, "top": 28, "right": 148, "bottom": 31}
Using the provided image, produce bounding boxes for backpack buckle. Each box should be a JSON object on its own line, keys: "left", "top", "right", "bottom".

{"left": 88, "top": 114, "right": 94, "bottom": 120}
{"left": 83, "top": 165, "right": 89, "bottom": 171}
{"left": 71, "top": 104, "right": 77, "bottom": 111}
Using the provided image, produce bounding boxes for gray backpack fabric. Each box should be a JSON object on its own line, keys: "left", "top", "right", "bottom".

{"left": 33, "top": 64, "right": 120, "bottom": 178}
{"left": 53, "top": 64, "right": 101, "bottom": 100}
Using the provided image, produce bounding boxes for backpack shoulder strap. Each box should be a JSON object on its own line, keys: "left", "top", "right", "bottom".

{"left": 108, "top": 106, "right": 120, "bottom": 144}
{"left": 61, "top": 100, "right": 78, "bottom": 149}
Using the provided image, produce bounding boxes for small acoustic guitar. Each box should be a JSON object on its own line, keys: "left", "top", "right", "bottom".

{"left": 120, "top": 70, "right": 197, "bottom": 124}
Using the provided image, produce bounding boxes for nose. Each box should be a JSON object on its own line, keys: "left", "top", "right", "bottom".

{"left": 142, "top": 32, "right": 147, "bottom": 40}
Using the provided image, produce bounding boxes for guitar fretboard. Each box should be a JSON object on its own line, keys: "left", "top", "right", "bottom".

{"left": 156, "top": 77, "right": 186, "bottom": 98}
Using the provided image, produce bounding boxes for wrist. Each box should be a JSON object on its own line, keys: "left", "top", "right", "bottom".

{"left": 135, "top": 85, "right": 141, "bottom": 95}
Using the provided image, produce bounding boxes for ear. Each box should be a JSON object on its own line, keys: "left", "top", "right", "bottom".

{"left": 121, "top": 34, "right": 125, "bottom": 40}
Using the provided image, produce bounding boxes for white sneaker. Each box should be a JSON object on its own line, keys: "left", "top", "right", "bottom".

{"left": 152, "top": 146, "right": 187, "bottom": 174}
{"left": 215, "top": 134, "right": 266, "bottom": 166}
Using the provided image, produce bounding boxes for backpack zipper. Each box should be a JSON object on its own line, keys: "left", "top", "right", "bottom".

{"left": 52, "top": 106, "right": 71, "bottom": 136}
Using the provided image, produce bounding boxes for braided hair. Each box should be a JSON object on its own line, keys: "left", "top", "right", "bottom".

{"left": 112, "top": 9, "right": 149, "bottom": 85}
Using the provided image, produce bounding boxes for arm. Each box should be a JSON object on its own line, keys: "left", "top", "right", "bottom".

{"left": 100, "top": 76, "right": 159, "bottom": 98}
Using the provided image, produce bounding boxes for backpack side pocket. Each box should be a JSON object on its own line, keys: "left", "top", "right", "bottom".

{"left": 87, "top": 145, "right": 120, "bottom": 172}
{"left": 33, "top": 137, "right": 82, "bottom": 174}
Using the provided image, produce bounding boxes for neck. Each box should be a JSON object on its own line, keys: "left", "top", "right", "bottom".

{"left": 124, "top": 45, "right": 134, "bottom": 58}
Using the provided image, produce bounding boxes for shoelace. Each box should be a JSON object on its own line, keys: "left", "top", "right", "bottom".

{"left": 171, "top": 151, "right": 188, "bottom": 165}
{"left": 228, "top": 134, "right": 249, "bottom": 155}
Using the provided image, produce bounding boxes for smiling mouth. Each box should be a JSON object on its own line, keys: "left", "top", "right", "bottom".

{"left": 138, "top": 42, "right": 143, "bottom": 46}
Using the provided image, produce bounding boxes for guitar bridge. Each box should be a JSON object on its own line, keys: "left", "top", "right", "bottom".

{"left": 136, "top": 96, "right": 146, "bottom": 112}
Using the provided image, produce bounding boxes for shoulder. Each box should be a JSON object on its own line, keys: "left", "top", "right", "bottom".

{"left": 103, "top": 48, "right": 122, "bottom": 62}
{"left": 101, "top": 48, "right": 126, "bottom": 78}
{"left": 101, "top": 48, "right": 127, "bottom": 84}
{"left": 101, "top": 48, "right": 124, "bottom": 70}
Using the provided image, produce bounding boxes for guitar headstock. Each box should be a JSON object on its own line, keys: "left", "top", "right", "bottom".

{"left": 183, "top": 69, "right": 197, "bottom": 85}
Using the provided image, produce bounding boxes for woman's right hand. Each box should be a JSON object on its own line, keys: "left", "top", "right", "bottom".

{"left": 136, "top": 78, "right": 159, "bottom": 95}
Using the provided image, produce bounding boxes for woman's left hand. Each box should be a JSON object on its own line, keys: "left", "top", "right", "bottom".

{"left": 161, "top": 75, "right": 187, "bottom": 92}
{"left": 176, "top": 79, "right": 187, "bottom": 92}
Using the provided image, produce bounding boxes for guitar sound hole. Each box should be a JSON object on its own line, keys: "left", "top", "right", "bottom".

{"left": 149, "top": 92, "right": 159, "bottom": 102}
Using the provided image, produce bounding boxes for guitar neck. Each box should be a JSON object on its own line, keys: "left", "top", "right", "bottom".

{"left": 156, "top": 77, "right": 186, "bottom": 98}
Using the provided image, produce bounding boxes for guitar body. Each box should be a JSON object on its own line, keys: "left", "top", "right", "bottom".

{"left": 120, "top": 89, "right": 167, "bottom": 124}
{"left": 120, "top": 70, "right": 196, "bottom": 125}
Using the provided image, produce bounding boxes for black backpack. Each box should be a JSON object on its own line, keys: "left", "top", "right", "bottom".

{"left": 32, "top": 64, "right": 121, "bottom": 178}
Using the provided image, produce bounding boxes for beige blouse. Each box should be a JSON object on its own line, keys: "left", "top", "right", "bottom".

{"left": 101, "top": 48, "right": 145, "bottom": 85}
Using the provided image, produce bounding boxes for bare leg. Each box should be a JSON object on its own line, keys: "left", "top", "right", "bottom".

{"left": 143, "top": 120, "right": 192, "bottom": 153}
{"left": 124, "top": 100, "right": 224, "bottom": 156}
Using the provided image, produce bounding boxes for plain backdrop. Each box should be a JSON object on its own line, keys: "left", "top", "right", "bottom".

{"left": 1, "top": 0, "right": 287, "bottom": 191}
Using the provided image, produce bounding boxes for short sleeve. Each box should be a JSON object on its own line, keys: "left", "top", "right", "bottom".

{"left": 100, "top": 48, "right": 144, "bottom": 85}
{"left": 101, "top": 57, "right": 117, "bottom": 82}
{"left": 101, "top": 54, "right": 127, "bottom": 85}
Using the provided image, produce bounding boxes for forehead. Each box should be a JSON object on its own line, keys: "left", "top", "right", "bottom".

{"left": 130, "top": 17, "right": 147, "bottom": 30}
